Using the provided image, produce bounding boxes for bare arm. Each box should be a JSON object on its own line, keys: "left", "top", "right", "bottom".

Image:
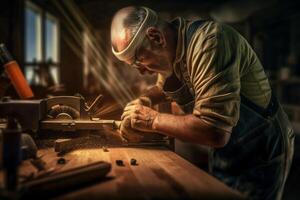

{"left": 127, "top": 105, "right": 231, "bottom": 148}
{"left": 153, "top": 113, "right": 231, "bottom": 148}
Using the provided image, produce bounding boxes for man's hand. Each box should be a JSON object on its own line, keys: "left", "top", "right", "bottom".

{"left": 120, "top": 116, "right": 148, "bottom": 142}
{"left": 121, "top": 104, "right": 159, "bottom": 133}
{"left": 121, "top": 96, "right": 151, "bottom": 121}
{"left": 120, "top": 101, "right": 163, "bottom": 142}
{"left": 120, "top": 113, "right": 162, "bottom": 142}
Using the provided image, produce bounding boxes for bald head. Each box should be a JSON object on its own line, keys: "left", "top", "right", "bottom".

{"left": 111, "top": 7, "right": 178, "bottom": 77}
{"left": 111, "top": 6, "right": 146, "bottom": 52}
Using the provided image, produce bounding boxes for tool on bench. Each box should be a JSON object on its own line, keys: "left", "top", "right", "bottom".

{"left": 0, "top": 94, "right": 121, "bottom": 134}
{"left": 20, "top": 161, "right": 111, "bottom": 199}
{"left": 0, "top": 43, "right": 33, "bottom": 99}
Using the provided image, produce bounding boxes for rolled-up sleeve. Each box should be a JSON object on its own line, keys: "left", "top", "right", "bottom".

{"left": 187, "top": 22, "right": 241, "bottom": 133}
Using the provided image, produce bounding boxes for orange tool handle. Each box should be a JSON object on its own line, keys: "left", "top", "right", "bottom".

{"left": 0, "top": 44, "right": 34, "bottom": 99}
{"left": 4, "top": 61, "right": 34, "bottom": 99}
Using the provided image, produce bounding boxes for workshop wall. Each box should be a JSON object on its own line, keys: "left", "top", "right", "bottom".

{"left": 1, "top": 0, "right": 300, "bottom": 103}
{"left": 0, "top": 0, "right": 24, "bottom": 70}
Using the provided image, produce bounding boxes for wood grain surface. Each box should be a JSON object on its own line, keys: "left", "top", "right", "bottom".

{"left": 2, "top": 147, "right": 246, "bottom": 200}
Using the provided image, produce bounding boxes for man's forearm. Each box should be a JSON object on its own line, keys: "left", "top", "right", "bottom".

{"left": 152, "top": 113, "right": 231, "bottom": 148}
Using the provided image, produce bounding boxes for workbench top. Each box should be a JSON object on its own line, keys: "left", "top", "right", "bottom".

{"left": 10, "top": 146, "right": 245, "bottom": 200}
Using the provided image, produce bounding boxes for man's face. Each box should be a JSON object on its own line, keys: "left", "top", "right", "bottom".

{"left": 124, "top": 28, "right": 172, "bottom": 76}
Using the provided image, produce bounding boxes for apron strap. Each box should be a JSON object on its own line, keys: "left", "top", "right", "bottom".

{"left": 179, "top": 20, "right": 206, "bottom": 96}
{"left": 241, "top": 93, "right": 279, "bottom": 118}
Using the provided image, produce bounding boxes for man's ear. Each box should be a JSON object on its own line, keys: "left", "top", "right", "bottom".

{"left": 146, "top": 27, "right": 166, "bottom": 48}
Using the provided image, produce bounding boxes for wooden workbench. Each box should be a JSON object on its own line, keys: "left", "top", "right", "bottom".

{"left": 13, "top": 146, "right": 246, "bottom": 200}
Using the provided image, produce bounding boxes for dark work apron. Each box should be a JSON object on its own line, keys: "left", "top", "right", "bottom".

{"left": 163, "top": 20, "right": 295, "bottom": 200}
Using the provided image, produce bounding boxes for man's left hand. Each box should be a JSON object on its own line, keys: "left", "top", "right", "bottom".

{"left": 121, "top": 104, "right": 159, "bottom": 133}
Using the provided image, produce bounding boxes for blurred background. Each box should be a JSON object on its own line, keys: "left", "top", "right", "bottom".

{"left": 0, "top": 0, "right": 299, "bottom": 199}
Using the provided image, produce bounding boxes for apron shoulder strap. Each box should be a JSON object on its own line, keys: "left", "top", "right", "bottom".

{"left": 179, "top": 20, "right": 206, "bottom": 96}
{"left": 186, "top": 20, "right": 206, "bottom": 45}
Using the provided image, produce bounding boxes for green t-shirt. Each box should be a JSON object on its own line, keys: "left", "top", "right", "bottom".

{"left": 158, "top": 18, "right": 271, "bottom": 132}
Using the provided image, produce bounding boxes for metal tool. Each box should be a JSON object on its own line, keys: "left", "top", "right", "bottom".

{"left": 0, "top": 95, "right": 121, "bottom": 134}
{"left": 0, "top": 94, "right": 170, "bottom": 150}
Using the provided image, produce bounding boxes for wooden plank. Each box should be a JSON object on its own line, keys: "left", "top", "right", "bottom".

{"left": 124, "top": 147, "right": 183, "bottom": 200}
{"left": 0, "top": 147, "right": 246, "bottom": 200}
{"left": 147, "top": 148, "right": 243, "bottom": 199}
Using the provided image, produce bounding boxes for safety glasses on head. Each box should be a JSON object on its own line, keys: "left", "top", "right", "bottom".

{"left": 112, "top": 7, "right": 158, "bottom": 62}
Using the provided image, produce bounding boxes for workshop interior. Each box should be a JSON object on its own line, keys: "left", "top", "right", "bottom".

{"left": 0, "top": 0, "right": 299, "bottom": 199}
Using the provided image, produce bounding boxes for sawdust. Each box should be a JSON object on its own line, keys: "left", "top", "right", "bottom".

{"left": 94, "top": 102, "right": 123, "bottom": 120}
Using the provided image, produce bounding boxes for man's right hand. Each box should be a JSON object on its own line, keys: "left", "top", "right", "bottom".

{"left": 120, "top": 97, "right": 151, "bottom": 142}
{"left": 121, "top": 96, "right": 152, "bottom": 121}
{"left": 120, "top": 116, "right": 148, "bottom": 142}
{"left": 120, "top": 96, "right": 164, "bottom": 143}
{"left": 120, "top": 115, "right": 164, "bottom": 143}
